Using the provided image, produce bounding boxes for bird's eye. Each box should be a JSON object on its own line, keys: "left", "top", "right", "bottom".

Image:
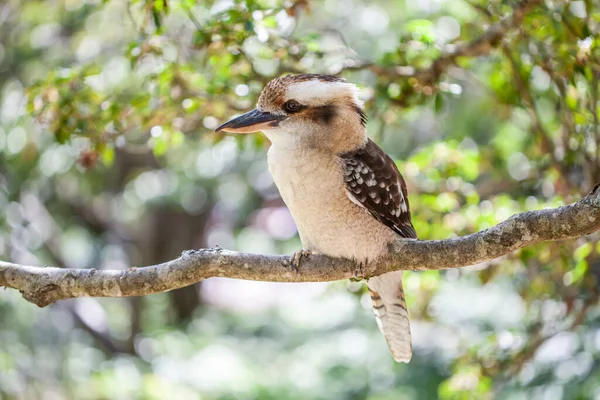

{"left": 283, "top": 100, "right": 303, "bottom": 113}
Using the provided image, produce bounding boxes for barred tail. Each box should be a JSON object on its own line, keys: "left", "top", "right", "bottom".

{"left": 367, "top": 270, "right": 412, "bottom": 363}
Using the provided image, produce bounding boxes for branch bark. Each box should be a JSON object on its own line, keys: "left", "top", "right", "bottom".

{"left": 1, "top": 185, "right": 599, "bottom": 308}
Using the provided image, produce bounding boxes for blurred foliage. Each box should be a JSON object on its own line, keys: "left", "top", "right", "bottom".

{"left": 1, "top": 0, "right": 600, "bottom": 399}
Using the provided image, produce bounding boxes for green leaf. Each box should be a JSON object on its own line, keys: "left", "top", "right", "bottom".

{"left": 574, "top": 242, "right": 592, "bottom": 261}
{"left": 404, "top": 19, "right": 436, "bottom": 44}
{"left": 100, "top": 146, "right": 115, "bottom": 166}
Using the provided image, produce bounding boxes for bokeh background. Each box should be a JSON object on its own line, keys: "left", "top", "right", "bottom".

{"left": 1, "top": 0, "right": 599, "bottom": 399}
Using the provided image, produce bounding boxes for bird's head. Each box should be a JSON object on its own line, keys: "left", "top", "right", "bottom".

{"left": 216, "top": 74, "right": 367, "bottom": 153}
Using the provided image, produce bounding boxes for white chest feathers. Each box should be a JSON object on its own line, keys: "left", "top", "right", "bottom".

{"left": 267, "top": 146, "right": 397, "bottom": 261}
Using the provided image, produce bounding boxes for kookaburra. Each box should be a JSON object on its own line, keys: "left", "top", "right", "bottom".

{"left": 216, "top": 74, "right": 416, "bottom": 363}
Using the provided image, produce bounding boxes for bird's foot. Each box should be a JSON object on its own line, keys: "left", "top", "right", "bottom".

{"left": 290, "top": 249, "right": 312, "bottom": 273}
{"left": 351, "top": 261, "right": 365, "bottom": 281}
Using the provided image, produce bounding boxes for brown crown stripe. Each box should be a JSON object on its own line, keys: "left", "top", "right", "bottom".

{"left": 259, "top": 74, "right": 348, "bottom": 109}
{"left": 279, "top": 74, "right": 346, "bottom": 83}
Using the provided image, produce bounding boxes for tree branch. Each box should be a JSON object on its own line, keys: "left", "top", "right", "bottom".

{"left": 1, "top": 185, "right": 599, "bottom": 308}
{"left": 346, "top": 0, "right": 543, "bottom": 83}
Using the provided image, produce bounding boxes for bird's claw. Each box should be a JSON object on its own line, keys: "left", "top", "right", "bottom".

{"left": 290, "top": 250, "right": 311, "bottom": 272}
{"left": 351, "top": 261, "right": 365, "bottom": 281}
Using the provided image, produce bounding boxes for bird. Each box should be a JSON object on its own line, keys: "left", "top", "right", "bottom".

{"left": 216, "top": 74, "right": 417, "bottom": 363}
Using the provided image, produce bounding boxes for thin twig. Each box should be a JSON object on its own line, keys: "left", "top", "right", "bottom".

{"left": 501, "top": 42, "right": 575, "bottom": 194}
{"left": 185, "top": 7, "right": 203, "bottom": 31}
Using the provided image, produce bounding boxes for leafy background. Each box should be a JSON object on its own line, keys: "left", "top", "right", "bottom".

{"left": 1, "top": 0, "right": 599, "bottom": 398}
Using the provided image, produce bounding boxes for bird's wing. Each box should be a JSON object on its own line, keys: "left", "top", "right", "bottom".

{"left": 340, "top": 139, "right": 416, "bottom": 239}
{"left": 340, "top": 139, "right": 416, "bottom": 363}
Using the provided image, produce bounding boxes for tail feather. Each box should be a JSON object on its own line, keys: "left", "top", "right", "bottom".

{"left": 367, "top": 270, "right": 412, "bottom": 363}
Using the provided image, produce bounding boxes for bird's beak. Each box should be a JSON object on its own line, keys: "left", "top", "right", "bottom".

{"left": 215, "top": 109, "right": 285, "bottom": 134}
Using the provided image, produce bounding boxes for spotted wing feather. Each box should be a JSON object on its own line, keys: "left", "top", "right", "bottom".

{"left": 340, "top": 139, "right": 416, "bottom": 239}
